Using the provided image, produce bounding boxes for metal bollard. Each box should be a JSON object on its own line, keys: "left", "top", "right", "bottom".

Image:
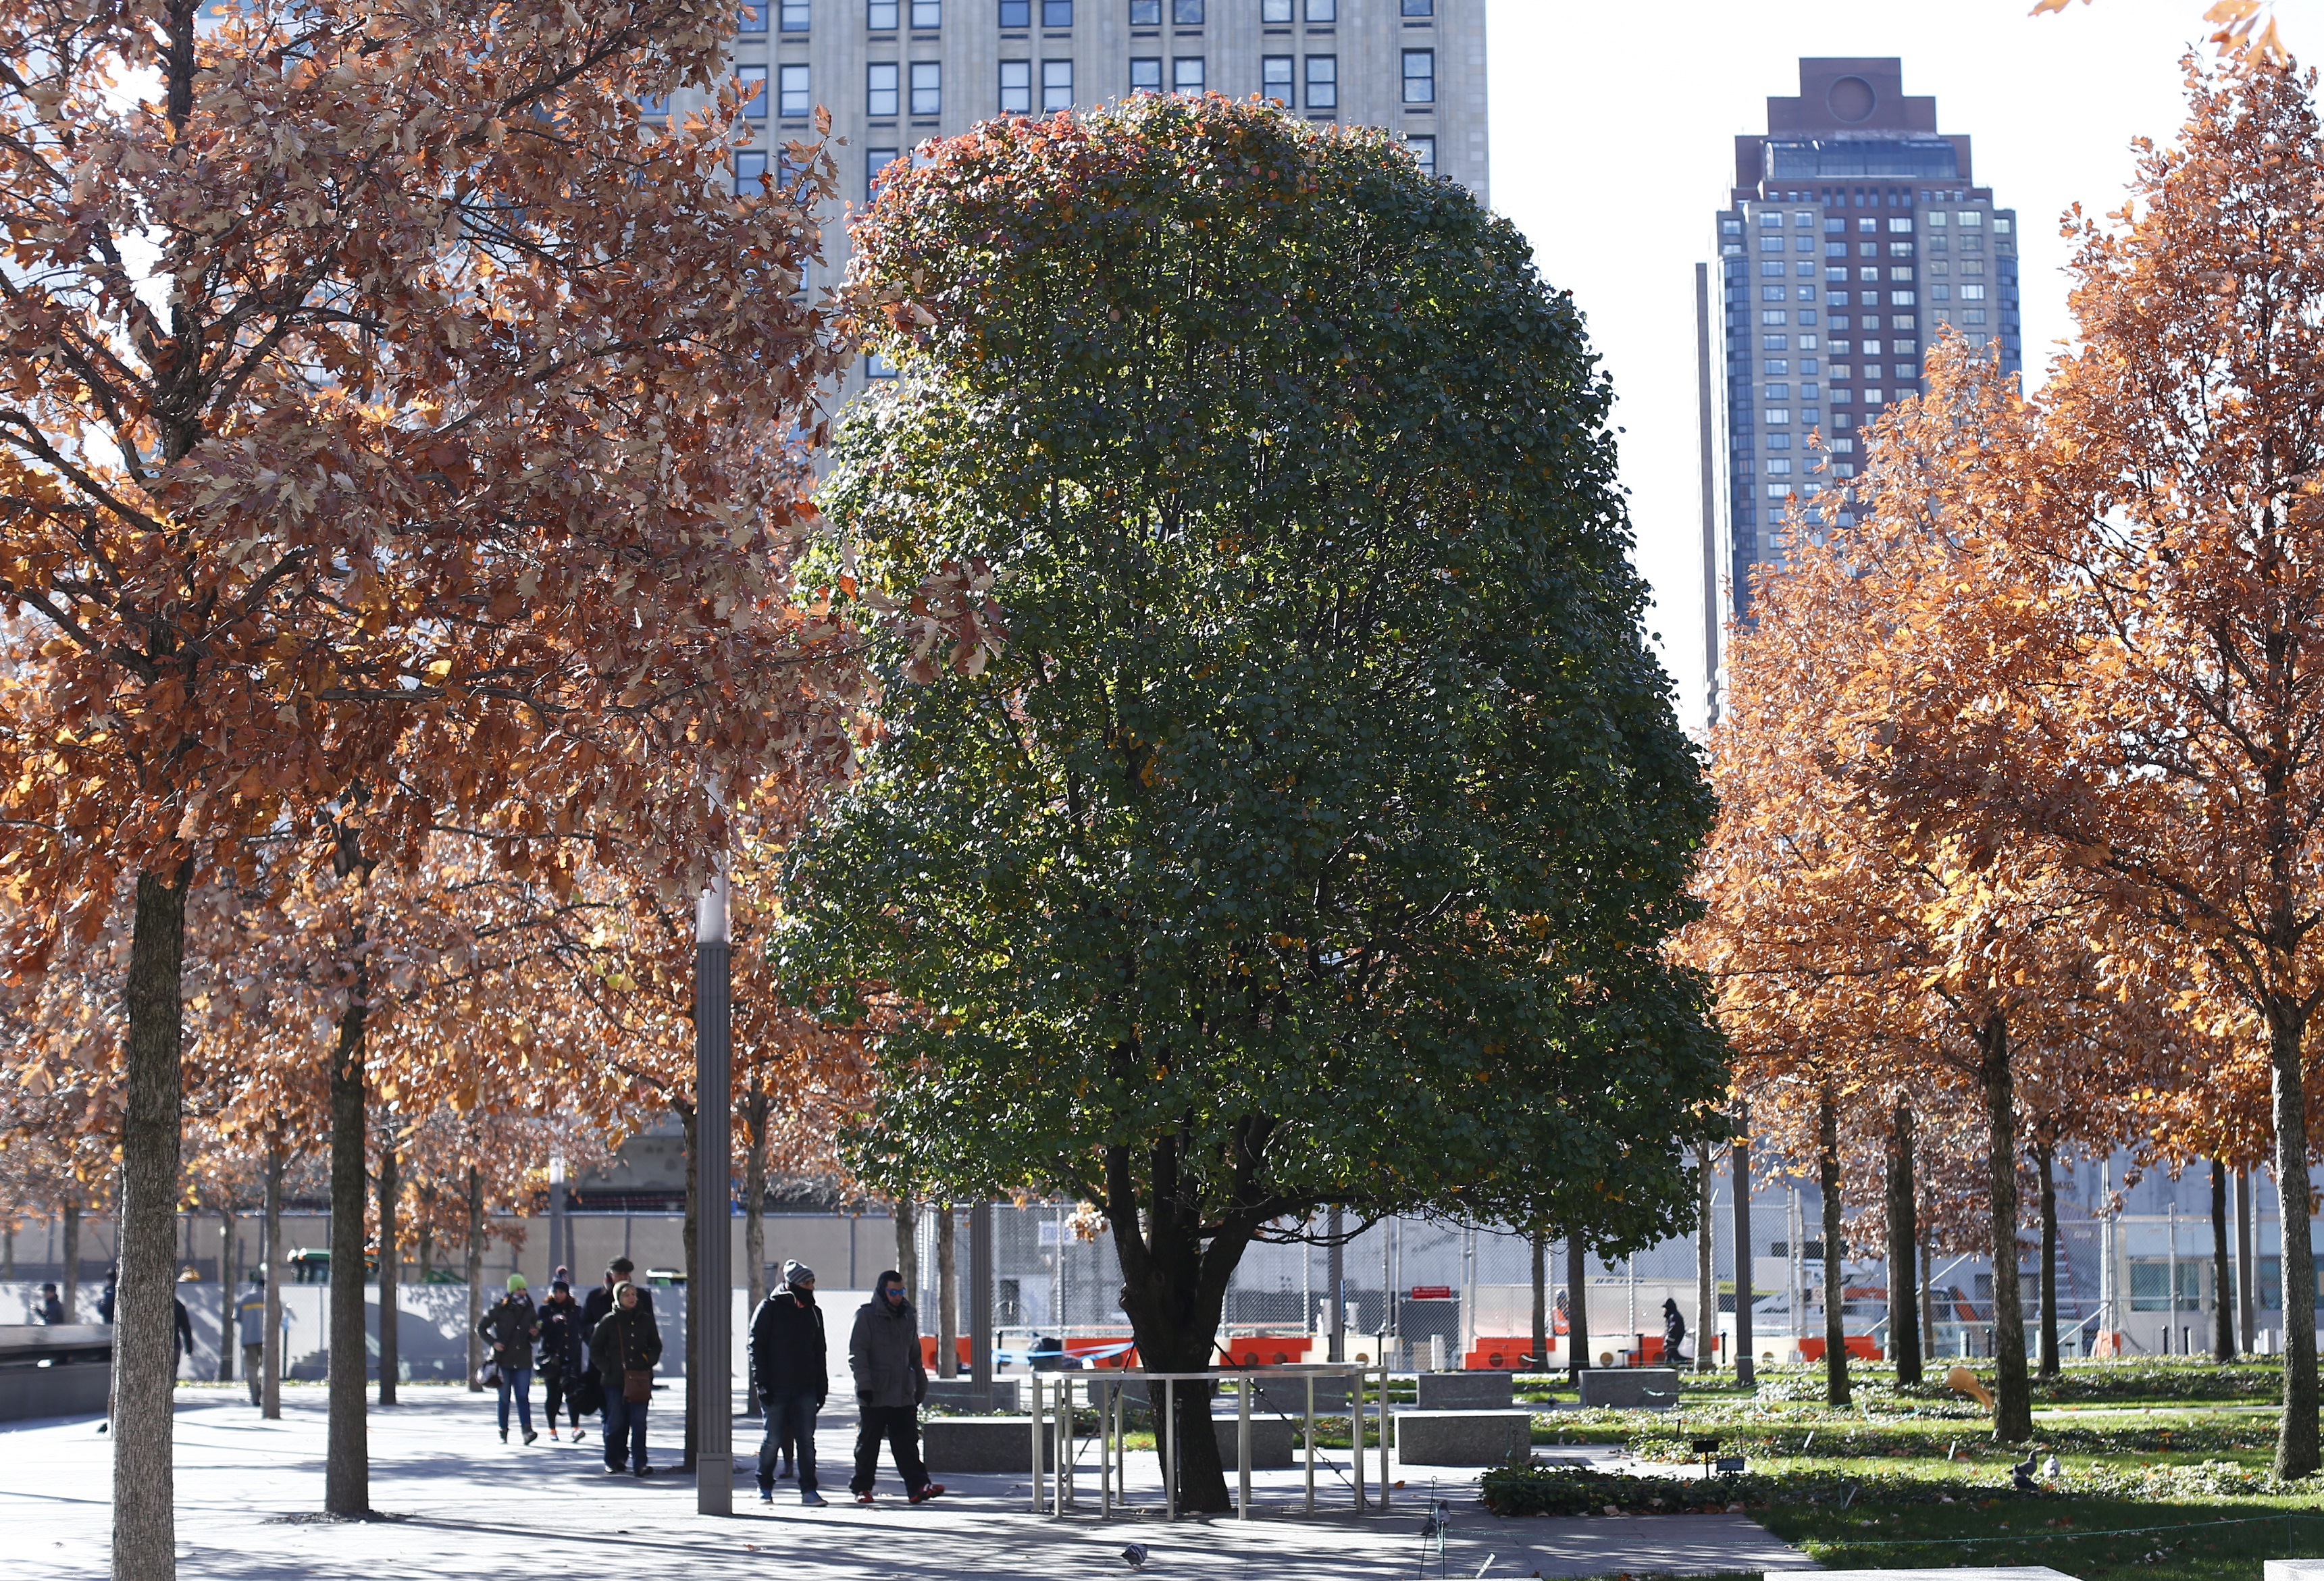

{"left": 1030, "top": 1374, "right": 1045, "bottom": 1515}
{"left": 1303, "top": 1373, "right": 1316, "bottom": 1514}
{"left": 1237, "top": 1374, "right": 1251, "bottom": 1520}
{"left": 1378, "top": 1365, "right": 1391, "bottom": 1512}
{"left": 1164, "top": 1376, "right": 1177, "bottom": 1524}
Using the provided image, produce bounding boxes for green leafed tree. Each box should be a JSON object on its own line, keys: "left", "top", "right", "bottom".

{"left": 778, "top": 96, "right": 1727, "bottom": 1512}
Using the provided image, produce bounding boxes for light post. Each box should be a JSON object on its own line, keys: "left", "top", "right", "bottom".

{"left": 695, "top": 868, "right": 733, "bottom": 1516}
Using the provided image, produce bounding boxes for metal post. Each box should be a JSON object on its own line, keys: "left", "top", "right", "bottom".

{"left": 694, "top": 868, "right": 733, "bottom": 1517}
{"left": 1353, "top": 1366, "right": 1367, "bottom": 1511}
{"left": 1100, "top": 1378, "right": 1112, "bottom": 1518}
{"left": 1303, "top": 1374, "right": 1316, "bottom": 1514}
{"left": 1378, "top": 1366, "right": 1391, "bottom": 1512}
{"left": 1327, "top": 1207, "right": 1345, "bottom": 1363}
{"left": 971, "top": 1201, "right": 995, "bottom": 1408}
{"left": 1733, "top": 1104, "right": 1755, "bottom": 1387}
{"left": 1164, "top": 1376, "right": 1177, "bottom": 1524}
{"left": 548, "top": 1154, "right": 567, "bottom": 1282}
{"left": 1030, "top": 1374, "right": 1045, "bottom": 1513}
{"left": 2168, "top": 1201, "right": 2179, "bottom": 1356}
{"left": 1236, "top": 1373, "right": 1251, "bottom": 1519}
{"left": 1056, "top": 1371, "right": 1071, "bottom": 1515}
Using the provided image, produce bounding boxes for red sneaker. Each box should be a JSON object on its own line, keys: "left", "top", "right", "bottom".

{"left": 909, "top": 1484, "right": 947, "bottom": 1505}
{"left": 854, "top": 1492, "right": 875, "bottom": 1505}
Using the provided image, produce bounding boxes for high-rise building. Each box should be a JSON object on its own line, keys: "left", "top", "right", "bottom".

{"left": 698, "top": 1, "right": 1487, "bottom": 396}
{"left": 1699, "top": 59, "right": 2023, "bottom": 690}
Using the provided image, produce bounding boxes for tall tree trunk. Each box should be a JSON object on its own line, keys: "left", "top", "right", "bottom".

{"left": 464, "top": 1166, "right": 484, "bottom": 1391}
{"left": 2269, "top": 1000, "right": 2321, "bottom": 1478}
{"left": 2036, "top": 1142, "right": 2061, "bottom": 1378}
{"left": 742, "top": 1079, "right": 767, "bottom": 1418}
{"left": 217, "top": 1208, "right": 235, "bottom": 1382}
{"left": 679, "top": 1099, "right": 700, "bottom": 1474}
{"left": 63, "top": 1197, "right": 81, "bottom": 1321}
{"left": 378, "top": 1122, "right": 398, "bottom": 1405}
{"left": 1695, "top": 1147, "right": 1715, "bottom": 1372}
{"left": 2211, "top": 1159, "right": 2236, "bottom": 1364}
{"left": 263, "top": 1140, "right": 284, "bottom": 1419}
{"left": 1886, "top": 1101, "right": 1923, "bottom": 1385}
{"left": 936, "top": 1203, "right": 959, "bottom": 1380}
{"left": 1817, "top": 1088, "right": 1850, "bottom": 1407}
{"left": 115, "top": 865, "right": 190, "bottom": 1581}
{"left": 2239, "top": 1168, "right": 2257, "bottom": 1355}
{"left": 1566, "top": 1231, "right": 1591, "bottom": 1383}
{"left": 325, "top": 987, "right": 370, "bottom": 1515}
{"left": 1976, "top": 1010, "right": 2032, "bottom": 1442}
{"left": 894, "top": 1193, "right": 919, "bottom": 1312}
{"left": 1530, "top": 1228, "right": 1548, "bottom": 1372}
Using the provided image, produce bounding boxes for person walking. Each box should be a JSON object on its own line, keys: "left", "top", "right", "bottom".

{"left": 592, "top": 1279, "right": 662, "bottom": 1477}
{"left": 1661, "top": 1296, "right": 1688, "bottom": 1366}
{"left": 537, "top": 1278, "right": 590, "bottom": 1443}
{"left": 236, "top": 1273, "right": 268, "bottom": 1406}
{"left": 750, "top": 1260, "right": 828, "bottom": 1506}
{"left": 581, "top": 1258, "right": 651, "bottom": 1445}
{"left": 479, "top": 1274, "right": 542, "bottom": 1445}
{"left": 34, "top": 1282, "right": 63, "bottom": 1324}
{"left": 847, "top": 1269, "right": 941, "bottom": 1505}
{"left": 172, "top": 1293, "right": 195, "bottom": 1377}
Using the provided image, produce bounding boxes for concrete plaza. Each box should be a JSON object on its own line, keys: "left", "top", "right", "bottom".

{"left": 0, "top": 1384, "right": 1812, "bottom": 1578}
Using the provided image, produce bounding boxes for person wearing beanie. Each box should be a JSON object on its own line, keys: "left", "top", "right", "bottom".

{"left": 749, "top": 1260, "right": 827, "bottom": 1505}
{"left": 479, "top": 1273, "right": 542, "bottom": 1444}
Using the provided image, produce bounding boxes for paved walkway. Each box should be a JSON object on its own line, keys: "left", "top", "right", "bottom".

{"left": 0, "top": 1386, "right": 1813, "bottom": 1578}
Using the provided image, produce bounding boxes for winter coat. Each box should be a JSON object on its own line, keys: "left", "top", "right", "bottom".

{"left": 750, "top": 1285, "right": 827, "bottom": 1405}
{"left": 592, "top": 1300, "right": 663, "bottom": 1391}
{"left": 478, "top": 1293, "right": 540, "bottom": 1372}
{"left": 580, "top": 1281, "right": 653, "bottom": 1373}
{"left": 236, "top": 1288, "right": 266, "bottom": 1347}
{"left": 36, "top": 1294, "right": 63, "bottom": 1324}
{"left": 1662, "top": 1304, "right": 1687, "bottom": 1357}
{"left": 536, "top": 1296, "right": 586, "bottom": 1375}
{"left": 848, "top": 1293, "right": 926, "bottom": 1411}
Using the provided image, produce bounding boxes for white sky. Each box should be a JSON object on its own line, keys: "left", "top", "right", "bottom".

{"left": 1487, "top": 0, "right": 2226, "bottom": 732}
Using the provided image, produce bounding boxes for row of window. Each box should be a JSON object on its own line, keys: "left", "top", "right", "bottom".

{"left": 738, "top": 49, "right": 1433, "bottom": 118}
{"left": 738, "top": 0, "right": 1432, "bottom": 28}
{"left": 1748, "top": 211, "right": 2007, "bottom": 232}
{"left": 825, "top": 130, "right": 1437, "bottom": 203}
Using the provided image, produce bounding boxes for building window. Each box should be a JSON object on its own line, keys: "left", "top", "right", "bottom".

{"left": 867, "top": 146, "right": 900, "bottom": 200}
{"left": 1825, "top": 268, "right": 1847, "bottom": 284}
{"left": 1761, "top": 309, "right": 1787, "bottom": 325}
{"left": 1767, "top": 432, "right": 1791, "bottom": 448}
{"left": 1405, "top": 134, "right": 1435, "bottom": 176}
{"left": 1858, "top": 267, "right": 1878, "bottom": 282}
{"left": 1761, "top": 286, "right": 1785, "bottom": 301}
{"left": 1963, "top": 309, "right": 1988, "bottom": 326}
{"left": 739, "top": 64, "right": 769, "bottom": 118}
{"left": 1043, "top": 0, "right": 1072, "bottom": 22}
{"left": 1961, "top": 284, "right": 1987, "bottom": 301}
{"left": 1993, "top": 217, "right": 2013, "bottom": 234}
{"left": 1260, "top": 0, "right": 1289, "bottom": 18}
{"left": 1888, "top": 217, "right": 1913, "bottom": 232}
{"left": 1401, "top": 0, "right": 1433, "bottom": 12}
{"left": 1173, "top": 55, "right": 1204, "bottom": 95}
{"left": 1261, "top": 55, "right": 1292, "bottom": 103}
{"left": 1401, "top": 49, "right": 1433, "bottom": 103}
{"left": 735, "top": 149, "right": 769, "bottom": 195}
{"left": 1958, "top": 210, "right": 1983, "bottom": 228}
{"left": 871, "top": 0, "right": 898, "bottom": 25}
{"left": 1307, "top": 0, "right": 1336, "bottom": 20}
{"left": 868, "top": 61, "right": 899, "bottom": 116}
{"left": 1041, "top": 57, "right": 1072, "bottom": 109}
{"left": 1932, "top": 285, "right": 1951, "bottom": 303}
{"left": 1172, "top": 0, "right": 1203, "bottom": 21}
{"left": 867, "top": 351, "right": 900, "bottom": 380}
{"left": 1830, "top": 386, "right": 1851, "bottom": 403}
{"left": 1000, "top": 58, "right": 1031, "bottom": 112}
{"left": 1794, "top": 261, "right": 1815, "bottom": 276}
{"left": 1130, "top": 56, "right": 1162, "bottom": 93}
{"left": 913, "top": 0, "right": 941, "bottom": 22}
{"left": 1305, "top": 54, "right": 1336, "bottom": 109}
{"left": 998, "top": 0, "right": 1029, "bottom": 23}
{"left": 1888, "top": 265, "right": 1913, "bottom": 280}
{"left": 910, "top": 60, "right": 941, "bottom": 115}
{"left": 739, "top": 4, "right": 769, "bottom": 34}
{"left": 1857, "top": 217, "right": 1876, "bottom": 232}
{"left": 1926, "top": 210, "right": 1948, "bottom": 228}
{"left": 778, "top": 63, "right": 810, "bottom": 117}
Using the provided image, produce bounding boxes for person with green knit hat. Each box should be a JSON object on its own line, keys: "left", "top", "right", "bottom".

{"left": 479, "top": 1273, "right": 542, "bottom": 1444}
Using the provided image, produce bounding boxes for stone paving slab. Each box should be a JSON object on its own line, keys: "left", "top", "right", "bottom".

{"left": 0, "top": 1384, "right": 1814, "bottom": 1578}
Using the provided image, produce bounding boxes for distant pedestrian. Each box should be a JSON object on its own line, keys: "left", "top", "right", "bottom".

{"left": 1661, "top": 1297, "right": 1687, "bottom": 1366}
{"left": 35, "top": 1282, "right": 63, "bottom": 1324}
{"left": 750, "top": 1260, "right": 828, "bottom": 1506}
{"left": 537, "top": 1278, "right": 589, "bottom": 1443}
{"left": 172, "top": 1295, "right": 194, "bottom": 1375}
{"left": 479, "top": 1274, "right": 541, "bottom": 1445}
{"left": 97, "top": 1271, "right": 115, "bottom": 1323}
{"left": 236, "top": 1274, "right": 267, "bottom": 1406}
{"left": 591, "top": 1280, "right": 662, "bottom": 1477}
{"left": 847, "top": 1269, "right": 941, "bottom": 1505}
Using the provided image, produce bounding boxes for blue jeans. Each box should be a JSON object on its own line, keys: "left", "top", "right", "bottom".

{"left": 496, "top": 1366, "right": 534, "bottom": 1434}
{"left": 756, "top": 1391, "right": 820, "bottom": 1493}
{"left": 605, "top": 1390, "right": 649, "bottom": 1470}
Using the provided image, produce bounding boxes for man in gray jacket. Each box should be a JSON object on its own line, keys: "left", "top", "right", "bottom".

{"left": 846, "top": 1269, "right": 942, "bottom": 1504}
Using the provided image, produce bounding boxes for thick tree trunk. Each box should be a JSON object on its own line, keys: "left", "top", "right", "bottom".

{"left": 1566, "top": 1232, "right": 1591, "bottom": 1383}
{"left": 742, "top": 1081, "right": 766, "bottom": 1416}
{"left": 378, "top": 1125, "right": 398, "bottom": 1405}
{"left": 115, "top": 866, "right": 190, "bottom": 1581}
{"left": 1530, "top": 1229, "right": 1548, "bottom": 1372}
{"left": 217, "top": 1209, "right": 235, "bottom": 1382}
{"left": 1695, "top": 1147, "right": 1715, "bottom": 1372}
{"left": 1817, "top": 1089, "right": 1849, "bottom": 1407}
{"left": 894, "top": 1193, "right": 919, "bottom": 1314}
{"left": 1885, "top": 1101, "right": 1922, "bottom": 1385}
{"left": 263, "top": 1141, "right": 283, "bottom": 1419}
{"left": 679, "top": 1100, "right": 699, "bottom": 1474}
{"left": 2036, "top": 1143, "right": 2060, "bottom": 1378}
{"left": 464, "top": 1166, "right": 484, "bottom": 1391}
{"left": 325, "top": 990, "right": 370, "bottom": 1515}
{"left": 1976, "top": 1010, "right": 2032, "bottom": 1442}
{"left": 2269, "top": 1001, "right": 2321, "bottom": 1478}
{"left": 936, "top": 1203, "right": 958, "bottom": 1380}
{"left": 2212, "top": 1159, "right": 2236, "bottom": 1364}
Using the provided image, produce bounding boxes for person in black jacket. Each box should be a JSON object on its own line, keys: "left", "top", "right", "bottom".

{"left": 591, "top": 1280, "right": 662, "bottom": 1476}
{"left": 750, "top": 1260, "right": 828, "bottom": 1505}
{"left": 1661, "top": 1297, "right": 1688, "bottom": 1366}
{"left": 478, "top": 1275, "right": 541, "bottom": 1445}
{"left": 580, "top": 1258, "right": 652, "bottom": 1444}
{"left": 536, "top": 1279, "right": 589, "bottom": 1443}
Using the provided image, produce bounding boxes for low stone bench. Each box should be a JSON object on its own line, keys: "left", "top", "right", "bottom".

{"left": 923, "top": 1378, "right": 1019, "bottom": 1412}
{"left": 1208, "top": 1414, "right": 1297, "bottom": 1469}
{"left": 922, "top": 1414, "right": 1052, "bottom": 1474}
{"left": 1416, "top": 1371, "right": 1514, "bottom": 1410}
{"left": 1389, "top": 1409, "right": 1534, "bottom": 1467}
{"left": 0, "top": 1325, "right": 111, "bottom": 1423}
{"left": 1576, "top": 1367, "right": 1680, "bottom": 1409}
{"left": 1247, "top": 1375, "right": 1353, "bottom": 1414}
